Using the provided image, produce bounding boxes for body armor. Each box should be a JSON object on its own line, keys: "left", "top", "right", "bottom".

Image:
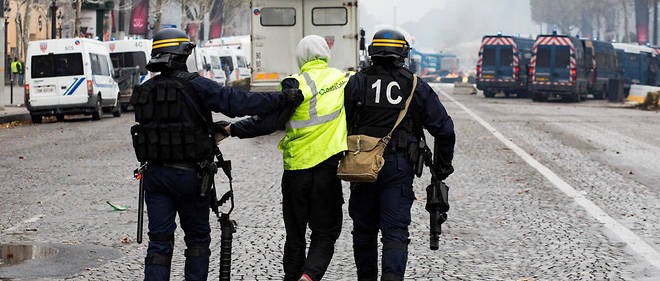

{"left": 351, "top": 65, "right": 418, "bottom": 150}
{"left": 130, "top": 71, "right": 214, "bottom": 163}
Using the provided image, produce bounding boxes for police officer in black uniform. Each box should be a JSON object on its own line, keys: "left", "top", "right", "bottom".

{"left": 344, "top": 29, "right": 456, "bottom": 281}
{"left": 130, "top": 28, "right": 302, "bottom": 281}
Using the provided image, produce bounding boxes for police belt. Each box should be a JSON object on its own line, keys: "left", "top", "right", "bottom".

{"left": 160, "top": 162, "right": 199, "bottom": 172}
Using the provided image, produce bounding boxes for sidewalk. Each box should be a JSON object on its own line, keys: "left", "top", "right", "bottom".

{"left": 2, "top": 84, "right": 25, "bottom": 106}
{"left": 0, "top": 84, "right": 30, "bottom": 123}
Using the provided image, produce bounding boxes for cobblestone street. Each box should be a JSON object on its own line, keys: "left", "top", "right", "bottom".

{"left": 1, "top": 84, "right": 659, "bottom": 280}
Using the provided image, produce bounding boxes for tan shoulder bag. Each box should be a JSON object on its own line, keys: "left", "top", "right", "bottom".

{"left": 337, "top": 75, "right": 418, "bottom": 182}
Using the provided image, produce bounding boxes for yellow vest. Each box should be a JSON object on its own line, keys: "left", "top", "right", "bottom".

{"left": 11, "top": 61, "right": 20, "bottom": 73}
{"left": 278, "top": 59, "right": 352, "bottom": 170}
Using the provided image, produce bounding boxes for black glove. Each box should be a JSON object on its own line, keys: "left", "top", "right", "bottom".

{"left": 213, "top": 121, "right": 231, "bottom": 137}
{"left": 283, "top": 88, "right": 304, "bottom": 107}
{"left": 435, "top": 165, "right": 454, "bottom": 181}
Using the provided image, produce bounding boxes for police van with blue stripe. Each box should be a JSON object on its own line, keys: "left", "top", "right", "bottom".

{"left": 26, "top": 38, "right": 121, "bottom": 123}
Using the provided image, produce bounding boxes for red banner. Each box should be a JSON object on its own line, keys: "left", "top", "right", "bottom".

{"left": 129, "top": 0, "right": 149, "bottom": 35}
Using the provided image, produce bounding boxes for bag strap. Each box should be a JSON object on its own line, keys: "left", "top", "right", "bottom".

{"left": 382, "top": 75, "right": 418, "bottom": 143}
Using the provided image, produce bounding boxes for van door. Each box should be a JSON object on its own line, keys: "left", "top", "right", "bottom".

{"left": 251, "top": 0, "right": 303, "bottom": 90}
{"left": 304, "top": 0, "right": 358, "bottom": 72}
{"left": 481, "top": 45, "right": 513, "bottom": 80}
{"left": 236, "top": 55, "right": 251, "bottom": 79}
{"left": 29, "top": 53, "right": 86, "bottom": 107}
{"left": 87, "top": 53, "right": 117, "bottom": 106}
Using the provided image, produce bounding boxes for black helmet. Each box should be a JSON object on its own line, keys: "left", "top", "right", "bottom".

{"left": 368, "top": 29, "right": 410, "bottom": 59}
{"left": 146, "top": 28, "right": 196, "bottom": 72}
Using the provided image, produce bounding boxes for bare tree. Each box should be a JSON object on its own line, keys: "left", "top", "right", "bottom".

{"left": 74, "top": 0, "right": 82, "bottom": 37}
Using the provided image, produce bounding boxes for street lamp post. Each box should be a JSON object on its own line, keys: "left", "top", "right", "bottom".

{"left": 50, "top": 0, "right": 56, "bottom": 39}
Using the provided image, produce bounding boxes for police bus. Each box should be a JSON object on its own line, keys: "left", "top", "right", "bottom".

{"left": 582, "top": 39, "right": 619, "bottom": 100}
{"left": 476, "top": 34, "right": 534, "bottom": 98}
{"left": 249, "top": 0, "right": 359, "bottom": 92}
{"left": 612, "top": 43, "right": 656, "bottom": 96}
{"left": 529, "top": 33, "right": 589, "bottom": 102}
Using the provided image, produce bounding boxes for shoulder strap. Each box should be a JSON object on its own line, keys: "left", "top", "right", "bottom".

{"left": 383, "top": 75, "right": 417, "bottom": 142}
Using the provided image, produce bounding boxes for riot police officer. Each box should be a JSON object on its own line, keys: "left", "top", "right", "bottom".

{"left": 343, "top": 29, "right": 456, "bottom": 281}
{"left": 130, "top": 28, "right": 302, "bottom": 281}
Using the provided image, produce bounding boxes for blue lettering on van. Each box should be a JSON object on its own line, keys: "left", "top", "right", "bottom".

{"left": 63, "top": 78, "right": 86, "bottom": 96}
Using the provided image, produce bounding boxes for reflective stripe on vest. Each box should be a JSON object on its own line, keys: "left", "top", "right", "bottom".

{"left": 278, "top": 60, "right": 352, "bottom": 171}
{"left": 286, "top": 72, "right": 349, "bottom": 129}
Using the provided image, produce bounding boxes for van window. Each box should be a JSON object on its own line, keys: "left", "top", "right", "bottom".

{"left": 312, "top": 7, "right": 347, "bottom": 26}
{"left": 536, "top": 47, "right": 551, "bottom": 68}
{"left": 555, "top": 47, "right": 570, "bottom": 68}
{"left": 110, "top": 51, "right": 147, "bottom": 73}
{"left": 500, "top": 46, "right": 513, "bottom": 66}
{"left": 237, "top": 56, "right": 248, "bottom": 68}
{"left": 482, "top": 48, "right": 496, "bottom": 66}
{"left": 220, "top": 56, "right": 234, "bottom": 72}
{"left": 261, "top": 8, "right": 296, "bottom": 26}
{"left": 31, "top": 53, "right": 84, "bottom": 78}
{"left": 90, "top": 53, "right": 111, "bottom": 76}
{"left": 211, "top": 56, "right": 222, "bottom": 70}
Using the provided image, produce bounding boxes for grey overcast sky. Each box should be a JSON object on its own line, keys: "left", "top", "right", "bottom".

{"left": 359, "top": 0, "right": 540, "bottom": 71}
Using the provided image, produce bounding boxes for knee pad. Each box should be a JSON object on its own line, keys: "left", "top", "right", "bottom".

{"left": 380, "top": 228, "right": 410, "bottom": 253}
{"left": 145, "top": 253, "right": 173, "bottom": 267}
{"left": 148, "top": 232, "right": 175, "bottom": 247}
{"left": 184, "top": 247, "right": 211, "bottom": 258}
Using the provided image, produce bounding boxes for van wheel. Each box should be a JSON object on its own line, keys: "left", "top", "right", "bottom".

{"left": 56, "top": 114, "right": 65, "bottom": 122}
{"left": 112, "top": 94, "right": 121, "bottom": 117}
{"left": 92, "top": 97, "right": 103, "bottom": 121}
{"left": 31, "top": 115, "right": 42, "bottom": 124}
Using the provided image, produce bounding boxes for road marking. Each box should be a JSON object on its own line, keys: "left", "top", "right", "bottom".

{"left": 435, "top": 87, "right": 660, "bottom": 270}
{"left": 4, "top": 214, "right": 44, "bottom": 233}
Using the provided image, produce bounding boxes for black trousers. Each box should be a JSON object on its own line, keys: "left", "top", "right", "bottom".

{"left": 281, "top": 155, "right": 344, "bottom": 281}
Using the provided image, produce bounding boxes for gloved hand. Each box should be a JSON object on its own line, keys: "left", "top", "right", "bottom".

{"left": 213, "top": 121, "right": 231, "bottom": 136}
{"left": 434, "top": 164, "right": 454, "bottom": 181}
{"left": 283, "top": 88, "right": 304, "bottom": 107}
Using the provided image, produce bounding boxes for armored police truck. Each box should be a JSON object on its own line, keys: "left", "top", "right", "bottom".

{"left": 26, "top": 38, "right": 121, "bottom": 123}
{"left": 582, "top": 40, "right": 619, "bottom": 99}
{"left": 612, "top": 43, "right": 656, "bottom": 95}
{"left": 476, "top": 34, "right": 534, "bottom": 98}
{"left": 530, "top": 34, "right": 589, "bottom": 102}
{"left": 249, "top": 0, "right": 359, "bottom": 92}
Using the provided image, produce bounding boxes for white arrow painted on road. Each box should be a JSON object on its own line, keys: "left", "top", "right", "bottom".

{"left": 435, "top": 86, "right": 660, "bottom": 271}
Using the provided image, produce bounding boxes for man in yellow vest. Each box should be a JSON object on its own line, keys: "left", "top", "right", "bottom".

{"left": 219, "top": 35, "right": 351, "bottom": 281}
{"left": 11, "top": 57, "right": 23, "bottom": 86}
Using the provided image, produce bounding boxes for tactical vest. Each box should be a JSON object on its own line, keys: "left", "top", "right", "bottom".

{"left": 278, "top": 60, "right": 351, "bottom": 170}
{"left": 350, "top": 65, "right": 418, "bottom": 150}
{"left": 129, "top": 71, "right": 215, "bottom": 164}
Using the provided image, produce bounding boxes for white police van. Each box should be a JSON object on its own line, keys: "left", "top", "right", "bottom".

{"left": 26, "top": 38, "right": 121, "bottom": 123}
{"left": 186, "top": 46, "right": 227, "bottom": 85}
{"left": 106, "top": 39, "right": 153, "bottom": 110}
{"left": 217, "top": 47, "right": 251, "bottom": 84}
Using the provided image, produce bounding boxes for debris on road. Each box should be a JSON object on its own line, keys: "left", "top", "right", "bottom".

{"left": 106, "top": 201, "right": 128, "bottom": 211}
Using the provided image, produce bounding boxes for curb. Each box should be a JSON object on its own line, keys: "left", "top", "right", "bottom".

{"left": 0, "top": 112, "right": 30, "bottom": 124}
